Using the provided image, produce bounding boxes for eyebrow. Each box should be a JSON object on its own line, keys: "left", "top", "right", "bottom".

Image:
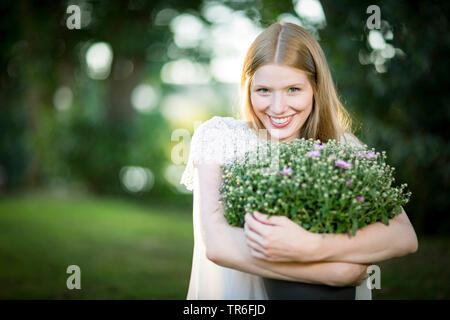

{"left": 252, "top": 83, "right": 306, "bottom": 88}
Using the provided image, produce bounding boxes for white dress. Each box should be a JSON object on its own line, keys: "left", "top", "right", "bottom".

{"left": 180, "top": 116, "right": 372, "bottom": 300}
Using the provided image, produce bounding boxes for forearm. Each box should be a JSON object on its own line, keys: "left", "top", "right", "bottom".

{"left": 210, "top": 224, "right": 365, "bottom": 287}
{"left": 195, "top": 162, "right": 368, "bottom": 286}
{"left": 313, "top": 208, "right": 419, "bottom": 264}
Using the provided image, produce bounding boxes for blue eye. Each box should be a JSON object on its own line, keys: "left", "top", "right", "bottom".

{"left": 289, "top": 87, "right": 300, "bottom": 93}
{"left": 257, "top": 88, "right": 269, "bottom": 94}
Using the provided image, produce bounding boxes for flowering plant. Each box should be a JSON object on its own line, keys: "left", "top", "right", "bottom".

{"left": 219, "top": 138, "right": 411, "bottom": 236}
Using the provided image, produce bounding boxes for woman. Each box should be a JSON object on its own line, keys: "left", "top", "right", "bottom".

{"left": 180, "top": 22, "right": 418, "bottom": 300}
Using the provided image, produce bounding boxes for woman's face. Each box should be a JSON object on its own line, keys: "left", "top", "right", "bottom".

{"left": 250, "top": 63, "right": 314, "bottom": 142}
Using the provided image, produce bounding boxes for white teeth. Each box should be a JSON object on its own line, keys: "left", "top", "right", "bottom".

{"left": 273, "top": 118, "right": 288, "bottom": 124}
{"left": 270, "top": 116, "right": 291, "bottom": 124}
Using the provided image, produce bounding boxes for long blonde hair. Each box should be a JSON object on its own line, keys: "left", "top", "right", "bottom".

{"left": 238, "top": 22, "right": 354, "bottom": 143}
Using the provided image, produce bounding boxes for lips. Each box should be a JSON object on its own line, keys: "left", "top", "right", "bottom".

{"left": 267, "top": 114, "right": 295, "bottom": 128}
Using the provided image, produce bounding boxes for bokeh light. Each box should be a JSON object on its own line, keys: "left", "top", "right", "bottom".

{"left": 368, "top": 30, "right": 386, "bottom": 50}
{"left": 170, "top": 13, "right": 207, "bottom": 49}
{"left": 202, "top": 2, "right": 234, "bottom": 24}
{"left": 277, "top": 13, "right": 304, "bottom": 26}
{"left": 160, "top": 89, "right": 216, "bottom": 127}
{"left": 53, "top": 86, "right": 73, "bottom": 111}
{"left": 85, "top": 42, "right": 113, "bottom": 80}
{"left": 293, "top": 0, "right": 326, "bottom": 26}
{"left": 161, "top": 59, "right": 211, "bottom": 85}
{"left": 131, "top": 84, "right": 158, "bottom": 113}
{"left": 120, "top": 166, "right": 154, "bottom": 193}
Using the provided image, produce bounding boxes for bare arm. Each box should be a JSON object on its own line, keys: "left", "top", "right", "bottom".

{"left": 195, "top": 162, "right": 368, "bottom": 287}
{"left": 244, "top": 201, "right": 418, "bottom": 265}
{"left": 313, "top": 207, "right": 419, "bottom": 264}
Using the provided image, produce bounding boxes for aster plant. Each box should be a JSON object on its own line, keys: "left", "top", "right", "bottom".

{"left": 219, "top": 138, "right": 411, "bottom": 236}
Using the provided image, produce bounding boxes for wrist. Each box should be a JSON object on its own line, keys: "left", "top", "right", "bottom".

{"left": 309, "top": 232, "right": 328, "bottom": 262}
{"left": 294, "top": 231, "right": 327, "bottom": 262}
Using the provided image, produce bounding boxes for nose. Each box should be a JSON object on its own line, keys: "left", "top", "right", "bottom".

{"left": 270, "top": 91, "right": 288, "bottom": 115}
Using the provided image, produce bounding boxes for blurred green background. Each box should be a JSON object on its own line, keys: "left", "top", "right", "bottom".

{"left": 0, "top": 0, "right": 448, "bottom": 299}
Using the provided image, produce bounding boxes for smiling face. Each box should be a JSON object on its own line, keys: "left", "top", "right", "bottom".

{"left": 250, "top": 63, "right": 314, "bottom": 142}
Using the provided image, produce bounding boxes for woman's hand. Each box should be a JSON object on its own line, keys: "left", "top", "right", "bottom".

{"left": 244, "top": 211, "right": 322, "bottom": 262}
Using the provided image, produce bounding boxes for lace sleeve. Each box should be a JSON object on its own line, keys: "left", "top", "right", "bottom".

{"left": 340, "top": 132, "right": 367, "bottom": 148}
{"left": 180, "top": 116, "right": 229, "bottom": 191}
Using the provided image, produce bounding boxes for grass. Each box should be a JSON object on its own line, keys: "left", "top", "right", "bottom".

{"left": 0, "top": 193, "right": 194, "bottom": 299}
{"left": 0, "top": 193, "right": 448, "bottom": 299}
{"left": 372, "top": 234, "right": 450, "bottom": 299}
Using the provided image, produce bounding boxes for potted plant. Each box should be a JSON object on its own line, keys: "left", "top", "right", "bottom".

{"left": 219, "top": 138, "right": 410, "bottom": 299}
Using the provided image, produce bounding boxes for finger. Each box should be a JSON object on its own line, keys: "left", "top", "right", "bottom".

{"left": 246, "top": 237, "right": 267, "bottom": 257}
{"left": 243, "top": 228, "right": 266, "bottom": 255}
{"left": 253, "top": 211, "right": 281, "bottom": 226}
{"left": 245, "top": 212, "right": 271, "bottom": 236}
{"left": 244, "top": 221, "right": 266, "bottom": 244}
{"left": 244, "top": 223, "right": 267, "bottom": 252}
{"left": 249, "top": 247, "right": 267, "bottom": 260}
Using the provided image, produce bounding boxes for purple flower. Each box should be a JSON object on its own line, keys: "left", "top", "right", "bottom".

{"left": 279, "top": 167, "right": 293, "bottom": 176}
{"left": 357, "top": 151, "right": 378, "bottom": 159}
{"left": 356, "top": 196, "right": 365, "bottom": 202}
{"left": 364, "top": 151, "right": 378, "bottom": 159}
{"left": 347, "top": 179, "right": 353, "bottom": 187}
{"left": 335, "top": 159, "right": 353, "bottom": 170}
{"left": 313, "top": 144, "right": 324, "bottom": 150}
{"left": 328, "top": 154, "right": 336, "bottom": 160}
{"left": 307, "top": 150, "right": 321, "bottom": 158}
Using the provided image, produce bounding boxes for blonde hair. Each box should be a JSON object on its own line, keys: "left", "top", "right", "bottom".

{"left": 238, "top": 22, "right": 354, "bottom": 143}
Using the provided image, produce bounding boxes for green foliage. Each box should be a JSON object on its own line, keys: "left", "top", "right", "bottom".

{"left": 0, "top": 0, "right": 448, "bottom": 233}
{"left": 220, "top": 138, "right": 411, "bottom": 236}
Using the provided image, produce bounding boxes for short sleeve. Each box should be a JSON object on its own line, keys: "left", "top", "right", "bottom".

{"left": 180, "top": 116, "right": 230, "bottom": 191}
{"left": 339, "top": 132, "right": 367, "bottom": 149}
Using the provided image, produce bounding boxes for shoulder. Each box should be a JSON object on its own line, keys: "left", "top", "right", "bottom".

{"left": 195, "top": 116, "right": 247, "bottom": 132}
{"left": 219, "top": 116, "right": 250, "bottom": 130}
{"left": 190, "top": 116, "right": 255, "bottom": 166}
{"left": 193, "top": 116, "right": 250, "bottom": 142}
{"left": 197, "top": 116, "right": 226, "bottom": 130}
{"left": 339, "top": 132, "right": 367, "bottom": 148}
{"left": 191, "top": 117, "right": 226, "bottom": 147}
{"left": 189, "top": 116, "right": 235, "bottom": 166}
